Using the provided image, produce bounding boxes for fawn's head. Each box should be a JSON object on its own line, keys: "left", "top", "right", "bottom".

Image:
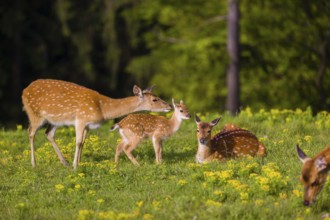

{"left": 195, "top": 114, "right": 221, "bottom": 145}
{"left": 133, "top": 85, "right": 172, "bottom": 112}
{"left": 297, "top": 145, "right": 328, "bottom": 206}
{"left": 172, "top": 99, "right": 191, "bottom": 120}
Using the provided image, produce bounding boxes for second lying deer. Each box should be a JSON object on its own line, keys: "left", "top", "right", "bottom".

{"left": 195, "top": 114, "right": 266, "bottom": 163}
{"left": 111, "top": 99, "right": 191, "bottom": 166}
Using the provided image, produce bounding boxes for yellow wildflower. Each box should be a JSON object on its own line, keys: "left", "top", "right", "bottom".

{"left": 279, "top": 193, "right": 287, "bottom": 199}
{"left": 240, "top": 192, "right": 249, "bottom": 200}
{"left": 97, "top": 198, "right": 104, "bottom": 204}
{"left": 255, "top": 199, "right": 263, "bottom": 205}
{"left": 77, "top": 209, "right": 94, "bottom": 220}
{"left": 304, "top": 135, "right": 312, "bottom": 142}
{"left": 136, "top": 201, "right": 144, "bottom": 207}
{"left": 152, "top": 200, "right": 161, "bottom": 210}
{"left": 213, "top": 190, "right": 223, "bottom": 196}
{"left": 205, "top": 200, "right": 222, "bottom": 207}
{"left": 178, "top": 179, "right": 187, "bottom": 186}
{"left": 143, "top": 214, "right": 154, "bottom": 220}
{"left": 55, "top": 184, "right": 65, "bottom": 192}
{"left": 292, "top": 189, "right": 303, "bottom": 197}
{"left": 88, "top": 190, "right": 96, "bottom": 196}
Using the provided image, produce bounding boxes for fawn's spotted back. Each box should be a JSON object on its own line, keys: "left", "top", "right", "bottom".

{"left": 212, "top": 124, "right": 266, "bottom": 159}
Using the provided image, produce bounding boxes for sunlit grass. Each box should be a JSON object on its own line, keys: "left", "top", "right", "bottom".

{"left": 0, "top": 108, "right": 330, "bottom": 219}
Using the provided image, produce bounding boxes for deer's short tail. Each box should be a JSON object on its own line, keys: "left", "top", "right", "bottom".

{"left": 257, "top": 143, "right": 267, "bottom": 157}
{"left": 110, "top": 124, "right": 119, "bottom": 132}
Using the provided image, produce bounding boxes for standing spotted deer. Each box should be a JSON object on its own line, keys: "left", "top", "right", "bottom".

{"left": 111, "top": 99, "right": 191, "bottom": 166}
{"left": 194, "top": 114, "right": 266, "bottom": 163}
{"left": 22, "top": 79, "right": 172, "bottom": 169}
{"left": 296, "top": 145, "right": 330, "bottom": 206}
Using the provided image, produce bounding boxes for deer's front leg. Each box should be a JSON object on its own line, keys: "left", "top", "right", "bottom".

{"left": 152, "top": 136, "right": 163, "bottom": 164}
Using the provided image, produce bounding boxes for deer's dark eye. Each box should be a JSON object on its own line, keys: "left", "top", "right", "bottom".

{"left": 180, "top": 110, "right": 183, "bottom": 113}
{"left": 152, "top": 99, "right": 158, "bottom": 102}
{"left": 197, "top": 129, "right": 199, "bottom": 133}
{"left": 208, "top": 130, "right": 211, "bottom": 134}
{"left": 311, "top": 181, "right": 319, "bottom": 187}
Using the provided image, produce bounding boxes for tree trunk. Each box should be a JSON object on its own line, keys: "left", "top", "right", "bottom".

{"left": 226, "top": 0, "right": 240, "bottom": 115}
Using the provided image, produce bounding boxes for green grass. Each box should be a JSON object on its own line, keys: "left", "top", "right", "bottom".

{"left": 1, "top": 108, "right": 330, "bottom": 220}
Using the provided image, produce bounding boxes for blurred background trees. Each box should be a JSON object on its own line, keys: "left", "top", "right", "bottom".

{"left": 0, "top": 0, "right": 329, "bottom": 127}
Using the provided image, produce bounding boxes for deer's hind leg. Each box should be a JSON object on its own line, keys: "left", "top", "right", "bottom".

{"left": 27, "top": 113, "right": 45, "bottom": 167}
{"left": 122, "top": 135, "right": 142, "bottom": 166}
{"left": 45, "top": 124, "right": 68, "bottom": 166}
{"left": 116, "top": 129, "right": 142, "bottom": 166}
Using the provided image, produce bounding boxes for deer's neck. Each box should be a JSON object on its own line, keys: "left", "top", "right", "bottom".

{"left": 168, "top": 113, "right": 183, "bottom": 135}
{"left": 196, "top": 142, "right": 214, "bottom": 163}
{"left": 100, "top": 95, "right": 143, "bottom": 119}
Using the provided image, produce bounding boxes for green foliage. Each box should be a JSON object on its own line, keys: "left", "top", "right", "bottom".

{"left": 124, "top": 0, "right": 228, "bottom": 112}
{"left": 1, "top": 109, "right": 330, "bottom": 219}
{"left": 122, "top": 0, "right": 330, "bottom": 113}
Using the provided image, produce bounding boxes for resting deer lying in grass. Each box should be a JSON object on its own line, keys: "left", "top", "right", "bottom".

{"left": 22, "top": 79, "right": 172, "bottom": 169}
{"left": 111, "top": 99, "right": 191, "bottom": 166}
{"left": 194, "top": 114, "right": 266, "bottom": 163}
{"left": 296, "top": 145, "right": 330, "bottom": 206}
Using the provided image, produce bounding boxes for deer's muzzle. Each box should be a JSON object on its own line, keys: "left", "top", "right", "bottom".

{"left": 199, "top": 138, "right": 208, "bottom": 145}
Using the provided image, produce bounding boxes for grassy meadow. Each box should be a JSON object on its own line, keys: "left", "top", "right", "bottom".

{"left": 1, "top": 108, "right": 330, "bottom": 220}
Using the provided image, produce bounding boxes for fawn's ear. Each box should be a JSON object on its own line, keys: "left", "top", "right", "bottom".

{"left": 194, "top": 113, "right": 201, "bottom": 124}
{"left": 297, "top": 145, "right": 309, "bottom": 163}
{"left": 316, "top": 156, "right": 327, "bottom": 173}
{"left": 133, "top": 85, "right": 143, "bottom": 98}
{"left": 210, "top": 117, "right": 221, "bottom": 127}
{"left": 172, "top": 98, "right": 176, "bottom": 108}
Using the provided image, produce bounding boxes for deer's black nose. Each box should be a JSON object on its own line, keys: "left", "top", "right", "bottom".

{"left": 303, "top": 200, "right": 311, "bottom": 206}
{"left": 199, "top": 138, "right": 207, "bottom": 145}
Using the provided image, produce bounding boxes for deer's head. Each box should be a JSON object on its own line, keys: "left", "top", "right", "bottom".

{"left": 172, "top": 99, "right": 191, "bottom": 120}
{"left": 297, "top": 145, "right": 329, "bottom": 206}
{"left": 195, "top": 114, "right": 221, "bottom": 146}
{"left": 133, "top": 85, "right": 172, "bottom": 112}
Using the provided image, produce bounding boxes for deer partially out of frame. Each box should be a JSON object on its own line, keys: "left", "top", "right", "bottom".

{"left": 194, "top": 114, "right": 266, "bottom": 163}
{"left": 296, "top": 145, "right": 330, "bottom": 206}
{"left": 22, "top": 79, "right": 172, "bottom": 169}
{"left": 111, "top": 99, "right": 191, "bottom": 166}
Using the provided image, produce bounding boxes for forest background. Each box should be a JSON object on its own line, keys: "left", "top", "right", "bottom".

{"left": 0, "top": 0, "right": 329, "bottom": 128}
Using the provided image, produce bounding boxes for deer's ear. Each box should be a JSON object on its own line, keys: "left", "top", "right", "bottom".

{"left": 297, "top": 145, "right": 309, "bottom": 163}
{"left": 194, "top": 113, "right": 201, "bottom": 124}
{"left": 143, "top": 85, "right": 156, "bottom": 94}
{"left": 133, "top": 85, "right": 143, "bottom": 98}
{"left": 316, "top": 156, "right": 327, "bottom": 172}
{"left": 210, "top": 117, "right": 221, "bottom": 127}
{"left": 172, "top": 98, "right": 176, "bottom": 108}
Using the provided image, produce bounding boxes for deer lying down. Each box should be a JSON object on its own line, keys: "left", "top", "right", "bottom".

{"left": 195, "top": 114, "right": 266, "bottom": 163}
{"left": 111, "top": 99, "right": 191, "bottom": 166}
{"left": 297, "top": 145, "right": 330, "bottom": 206}
{"left": 22, "top": 79, "right": 172, "bottom": 169}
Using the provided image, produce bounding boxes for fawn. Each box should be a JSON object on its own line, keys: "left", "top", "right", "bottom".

{"left": 296, "top": 145, "right": 330, "bottom": 206}
{"left": 111, "top": 99, "right": 191, "bottom": 166}
{"left": 194, "top": 114, "right": 266, "bottom": 163}
{"left": 22, "top": 79, "right": 172, "bottom": 169}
